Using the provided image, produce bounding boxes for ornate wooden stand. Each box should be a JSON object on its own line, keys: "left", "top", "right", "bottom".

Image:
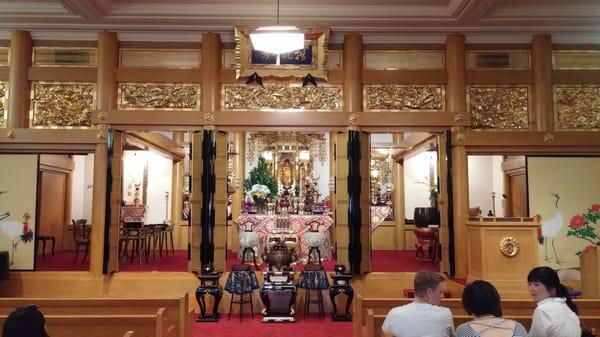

{"left": 195, "top": 266, "right": 223, "bottom": 322}
{"left": 329, "top": 265, "right": 354, "bottom": 321}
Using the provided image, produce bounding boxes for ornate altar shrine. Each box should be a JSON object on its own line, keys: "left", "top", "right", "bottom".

{"left": 235, "top": 214, "right": 333, "bottom": 263}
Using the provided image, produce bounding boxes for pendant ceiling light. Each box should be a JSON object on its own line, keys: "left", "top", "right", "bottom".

{"left": 249, "top": 0, "right": 305, "bottom": 55}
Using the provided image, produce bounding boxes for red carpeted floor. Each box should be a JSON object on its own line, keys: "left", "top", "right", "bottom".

{"left": 36, "top": 249, "right": 436, "bottom": 273}
{"left": 35, "top": 250, "right": 189, "bottom": 272}
{"left": 194, "top": 314, "right": 352, "bottom": 337}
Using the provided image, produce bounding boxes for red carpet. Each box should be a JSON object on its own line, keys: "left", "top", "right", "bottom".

{"left": 36, "top": 250, "right": 188, "bottom": 272}
{"left": 371, "top": 250, "right": 440, "bottom": 272}
{"left": 194, "top": 314, "right": 352, "bottom": 337}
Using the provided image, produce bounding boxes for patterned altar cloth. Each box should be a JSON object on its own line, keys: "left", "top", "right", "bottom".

{"left": 235, "top": 214, "right": 334, "bottom": 263}
{"left": 371, "top": 206, "right": 392, "bottom": 232}
{"left": 120, "top": 206, "right": 146, "bottom": 222}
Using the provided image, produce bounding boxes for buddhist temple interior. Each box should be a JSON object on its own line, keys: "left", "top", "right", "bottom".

{"left": 0, "top": 0, "right": 599, "bottom": 336}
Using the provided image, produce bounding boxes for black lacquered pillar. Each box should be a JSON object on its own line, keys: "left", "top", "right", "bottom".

{"left": 195, "top": 265, "right": 223, "bottom": 322}
{"left": 200, "top": 129, "right": 216, "bottom": 267}
{"left": 347, "top": 129, "right": 362, "bottom": 274}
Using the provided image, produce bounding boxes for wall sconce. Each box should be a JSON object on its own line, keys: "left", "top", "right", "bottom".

{"left": 246, "top": 72, "right": 264, "bottom": 86}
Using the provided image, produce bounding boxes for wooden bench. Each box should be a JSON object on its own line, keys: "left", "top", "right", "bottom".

{"left": 0, "top": 294, "right": 193, "bottom": 337}
{"left": 0, "top": 308, "right": 175, "bottom": 337}
{"left": 356, "top": 295, "right": 600, "bottom": 337}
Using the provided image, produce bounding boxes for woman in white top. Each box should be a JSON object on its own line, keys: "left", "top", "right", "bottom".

{"left": 527, "top": 266, "right": 582, "bottom": 337}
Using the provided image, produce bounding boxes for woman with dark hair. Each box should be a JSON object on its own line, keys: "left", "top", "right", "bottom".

{"left": 2, "top": 305, "right": 49, "bottom": 337}
{"left": 527, "top": 266, "right": 581, "bottom": 337}
{"left": 456, "top": 280, "right": 527, "bottom": 337}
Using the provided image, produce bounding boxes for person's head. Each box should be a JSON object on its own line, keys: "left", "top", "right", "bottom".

{"left": 461, "top": 280, "right": 502, "bottom": 317}
{"left": 2, "top": 305, "right": 49, "bottom": 337}
{"left": 414, "top": 270, "right": 446, "bottom": 305}
{"left": 527, "top": 266, "right": 578, "bottom": 314}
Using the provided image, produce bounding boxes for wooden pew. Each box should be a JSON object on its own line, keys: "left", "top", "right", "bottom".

{"left": 0, "top": 308, "right": 175, "bottom": 337}
{"left": 123, "top": 332, "right": 135, "bottom": 337}
{"left": 356, "top": 295, "right": 600, "bottom": 337}
{"left": 0, "top": 294, "right": 193, "bottom": 337}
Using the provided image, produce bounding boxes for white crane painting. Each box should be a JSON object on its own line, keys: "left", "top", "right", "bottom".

{"left": 538, "top": 193, "right": 565, "bottom": 264}
{"left": 0, "top": 191, "right": 34, "bottom": 266}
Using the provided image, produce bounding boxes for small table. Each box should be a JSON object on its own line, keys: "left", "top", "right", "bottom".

{"left": 195, "top": 268, "right": 223, "bottom": 322}
{"left": 35, "top": 235, "right": 55, "bottom": 257}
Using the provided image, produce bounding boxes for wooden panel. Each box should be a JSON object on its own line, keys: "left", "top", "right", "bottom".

{"left": 28, "top": 67, "right": 97, "bottom": 82}
{"left": 454, "top": 130, "right": 600, "bottom": 147}
{"left": 335, "top": 132, "right": 349, "bottom": 269}
{"left": 553, "top": 70, "right": 600, "bottom": 84}
{"left": 360, "top": 131, "right": 371, "bottom": 272}
{"left": 363, "top": 70, "right": 447, "bottom": 84}
{"left": 371, "top": 224, "right": 395, "bottom": 250}
{"left": 581, "top": 247, "right": 600, "bottom": 298}
{"left": 108, "top": 131, "right": 123, "bottom": 273}
{"left": 116, "top": 68, "right": 202, "bottom": 83}
{"left": 403, "top": 225, "right": 417, "bottom": 251}
{"left": 0, "top": 129, "right": 102, "bottom": 145}
{"left": 0, "top": 67, "right": 8, "bottom": 80}
{"left": 509, "top": 174, "right": 527, "bottom": 217}
{"left": 213, "top": 131, "right": 227, "bottom": 271}
{"left": 39, "top": 170, "right": 67, "bottom": 252}
{"left": 467, "top": 228, "right": 482, "bottom": 279}
{"left": 466, "top": 70, "right": 533, "bottom": 84}
{"left": 190, "top": 132, "right": 203, "bottom": 272}
{"left": 437, "top": 132, "right": 451, "bottom": 274}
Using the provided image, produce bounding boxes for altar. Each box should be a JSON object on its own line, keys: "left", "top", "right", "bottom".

{"left": 235, "top": 214, "right": 334, "bottom": 263}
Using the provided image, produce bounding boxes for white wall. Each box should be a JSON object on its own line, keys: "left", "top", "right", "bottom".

{"left": 70, "top": 154, "right": 94, "bottom": 222}
{"left": 404, "top": 151, "right": 438, "bottom": 219}
{"left": 467, "top": 155, "right": 505, "bottom": 217}
{"left": 146, "top": 151, "right": 173, "bottom": 223}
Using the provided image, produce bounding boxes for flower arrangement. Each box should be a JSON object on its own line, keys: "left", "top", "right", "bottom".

{"left": 416, "top": 176, "right": 439, "bottom": 207}
{"left": 248, "top": 184, "right": 271, "bottom": 201}
{"left": 567, "top": 204, "right": 600, "bottom": 256}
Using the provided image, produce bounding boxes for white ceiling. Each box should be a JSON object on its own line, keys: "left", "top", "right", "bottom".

{"left": 0, "top": 0, "right": 599, "bottom": 43}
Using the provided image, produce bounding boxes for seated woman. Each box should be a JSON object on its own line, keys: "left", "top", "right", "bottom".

{"left": 527, "top": 266, "right": 582, "bottom": 337}
{"left": 2, "top": 304, "right": 49, "bottom": 337}
{"left": 457, "top": 280, "right": 527, "bottom": 337}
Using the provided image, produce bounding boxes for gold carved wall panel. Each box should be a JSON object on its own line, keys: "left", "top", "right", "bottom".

{"left": 468, "top": 86, "right": 529, "bottom": 129}
{"left": 223, "top": 84, "right": 342, "bottom": 111}
{"left": 554, "top": 85, "right": 600, "bottom": 130}
{"left": 30, "top": 82, "right": 96, "bottom": 128}
{"left": 363, "top": 85, "right": 445, "bottom": 112}
{"left": 0, "top": 82, "right": 7, "bottom": 128}
{"left": 118, "top": 83, "right": 201, "bottom": 110}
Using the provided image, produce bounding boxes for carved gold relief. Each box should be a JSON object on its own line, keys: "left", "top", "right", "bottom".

{"left": 223, "top": 84, "right": 342, "bottom": 111}
{"left": 499, "top": 236, "right": 519, "bottom": 257}
{"left": 349, "top": 113, "right": 359, "bottom": 124}
{"left": 544, "top": 133, "right": 555, "bottom": 144}
{"left": 468, "top": 86, "right": 529, "bottom": 129}
{"left": 554, "top": 85, "right": 600, "bottom": 130}
{"left": 30, "top": 82, "right": 96, "bottom": 128}
{"left": 0, "top": 82, "right": 7, "bottom": 128}
{"left": 118, "top": 83, "right": 201, "bottom": 110}
{"left": 364, "top": 85, "right": 445, "bottom": 112}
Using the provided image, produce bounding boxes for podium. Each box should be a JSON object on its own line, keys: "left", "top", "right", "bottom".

{"left": 581, "top": 247, "right": 600, "bottom": 298}
{"left": 466, "top": 217, "right": 539, "bottom": 298}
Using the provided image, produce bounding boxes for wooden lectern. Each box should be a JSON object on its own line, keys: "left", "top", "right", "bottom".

{"left": 466, "top": 217, "right": 539, "bottom": 298}
{"left": 581, "top": 246, "right": 600, "bottom": 298}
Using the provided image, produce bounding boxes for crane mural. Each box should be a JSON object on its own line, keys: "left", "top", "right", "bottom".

{"left": 537, "top": 193, "right": 565, "bottom": 264}
{"left": 0, "top": 191, "right": 34, "bottom": 266}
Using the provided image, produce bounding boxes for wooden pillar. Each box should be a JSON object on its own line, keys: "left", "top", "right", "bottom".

{"left": 343, "top": 34, "right": 363, "bottom": 113}
{"left": 171, "top": 131, "right": 185, "bottom": 248}
{"left": 201, "top": 32, "right": 221, "bottom": 113}
{"left": 229, "top": 132, "right": 245, "bottom": 253}
{"left": 8, "top": 30, "right": 32, "bottom": 128}
{"left": 532, "top": 34, "right": 553, "bottom": 132}
{"left": 446, "top": 33, "right": 468, "bottom": 278}
{"left": 90, "top": 31, "right": 118, "bottom": 275}
{"left": 451, "top": 142, "right": 469, "bottom": 278}
{"left": 392, "top": 133, "right": 405, "bottom": 250}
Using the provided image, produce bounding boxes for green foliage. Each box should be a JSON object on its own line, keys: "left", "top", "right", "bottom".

{"left": 244, "top": 157, "right": 278, "bottom": 200}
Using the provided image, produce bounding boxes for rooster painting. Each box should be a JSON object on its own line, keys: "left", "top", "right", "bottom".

{"left": 537, "top": 193, "right": 565, "bottom": 264}
{"left": 1, "top": 191, "right": 34, "bottom": 266}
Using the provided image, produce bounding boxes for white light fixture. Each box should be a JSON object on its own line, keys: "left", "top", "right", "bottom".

{"left": 249, "top": 0, "right": 305, "bottom": 58}
{"left": 261, "top": 150, "right": 273, "bottom": 161}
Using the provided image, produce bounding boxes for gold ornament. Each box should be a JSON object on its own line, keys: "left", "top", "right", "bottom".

{"left": 7, "top": 129, "right": 16, "bottom": 139}
{"left": 96, "top": 131, "right": 106, "bottom": 141}
{"left": 543, "top": 133, "right": 554, "bottom": 144}
{"left": 349, "top": 113, "right": 359, "bottom": 124}
{"left": 204, "top": 113, "right": 215, "bottom": 123}
{"left": 455, "top": 132, "right": 465, "bottom": 143}
{"left": 499, "top": 237, "right": 519, "bottom": 257}
{"left": 454, "top": 113, "right": 465, "bottom": 123}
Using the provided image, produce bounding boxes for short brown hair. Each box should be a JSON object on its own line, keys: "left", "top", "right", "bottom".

{"left": 414, "top": 270, "right": 445, "bottom": 297}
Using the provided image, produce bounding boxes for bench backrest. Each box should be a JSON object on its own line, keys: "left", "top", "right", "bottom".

{"left": 0, "top": 308, "right": 174, "bottom": 337}
{"left": 0, "top": 294, "right": 191, "bottom": 337}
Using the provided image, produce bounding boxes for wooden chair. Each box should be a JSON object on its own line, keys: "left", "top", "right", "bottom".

{"left": 413, "top": 227, "right": 440, "bottom": 263}
{"left": 72, "top": 219, "right": 91, "bottom": 264}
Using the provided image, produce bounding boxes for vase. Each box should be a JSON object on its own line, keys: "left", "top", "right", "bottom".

{"left": 254, "top": 198, "right": 267, "bottom": 214}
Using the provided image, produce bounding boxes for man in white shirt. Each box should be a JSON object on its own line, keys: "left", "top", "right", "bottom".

{"left": 382, "top": 270, "right": 455, "bottom": 337}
